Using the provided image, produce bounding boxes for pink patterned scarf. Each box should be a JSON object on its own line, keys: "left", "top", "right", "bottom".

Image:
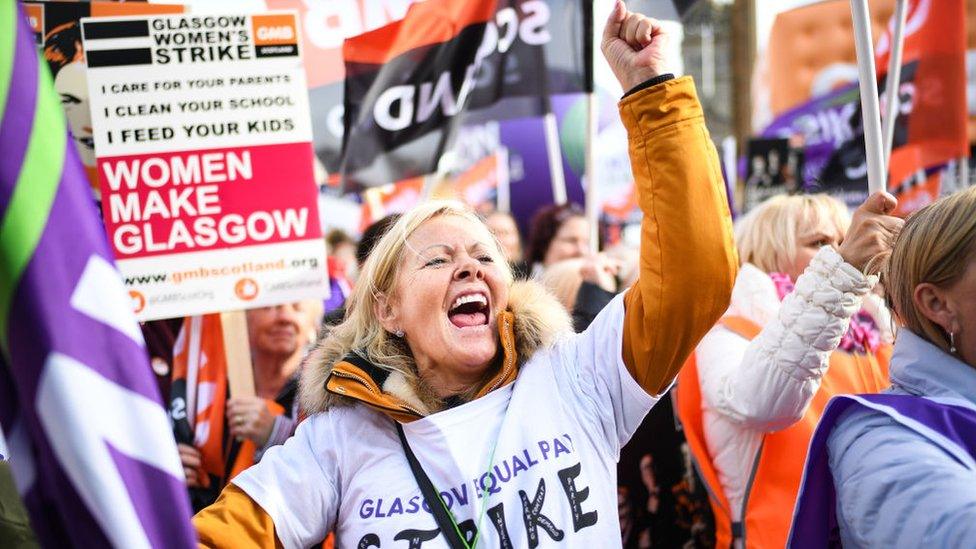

{"left": 769, "top": 272, "right": 881, "bottom": 354}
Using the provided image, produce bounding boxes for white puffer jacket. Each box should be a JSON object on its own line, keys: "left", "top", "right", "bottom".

{"left": 693, "top": 246, "right": 886, "bottom": 517}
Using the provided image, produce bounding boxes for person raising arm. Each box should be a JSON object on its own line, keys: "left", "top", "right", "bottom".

{"left": 194, "top": 4, "right": 736, "bottom": 547}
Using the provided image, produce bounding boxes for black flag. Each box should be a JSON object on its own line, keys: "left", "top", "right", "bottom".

{"left": 340, "top": 0, "right": 588, "bottom": 190}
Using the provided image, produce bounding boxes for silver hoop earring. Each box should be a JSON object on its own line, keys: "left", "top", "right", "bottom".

{"left": 950, "top": 331, "right": 957, "bottom": 354}
{"left": 394, "top": 329, "right": 404, "bottom": 338}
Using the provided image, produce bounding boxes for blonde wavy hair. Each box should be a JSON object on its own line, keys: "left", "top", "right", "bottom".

{"left": 736, "top": 194, "right": 850, "bottom": 273}
{"left": 883, "top": 187, "right": 976, "bottom": 351}
{"left": 303, "top": 200, "right": 513, "bottom": 410}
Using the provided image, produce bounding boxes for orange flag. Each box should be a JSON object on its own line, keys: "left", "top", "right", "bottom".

{"left": 875, "top": 0, "right": 968, "bottom": 207}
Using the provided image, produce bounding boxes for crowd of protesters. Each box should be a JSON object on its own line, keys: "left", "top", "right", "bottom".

{"left": 3, "top": 2, "right": 976, "bottom": 548}
{"left": 180, "top": 4, "right": 972, "bottom": 547}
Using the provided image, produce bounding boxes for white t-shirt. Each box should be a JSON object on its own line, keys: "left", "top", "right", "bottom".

{"left": 234, "top": 294, "right": 658, "bottom": 548}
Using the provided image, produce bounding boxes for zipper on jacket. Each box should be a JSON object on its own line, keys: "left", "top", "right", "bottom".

{"left": 329, "top": 368, "right": 424, "bottom": 417}
{"left": 485, "top": 316, "right": 516, "bottom": 394}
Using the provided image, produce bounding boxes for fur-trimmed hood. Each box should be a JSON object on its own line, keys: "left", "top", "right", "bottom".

{"left": 299, "top": 279, "right": 572, "bottom": 418}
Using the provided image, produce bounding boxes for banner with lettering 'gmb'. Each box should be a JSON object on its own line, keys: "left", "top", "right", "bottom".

{"left": 82, "top": 11, "right": 328, "bottom": 321}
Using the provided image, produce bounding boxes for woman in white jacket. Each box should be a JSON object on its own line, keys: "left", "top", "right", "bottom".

{"left": 676, "top": 192, "right": 903, "bottom": 549}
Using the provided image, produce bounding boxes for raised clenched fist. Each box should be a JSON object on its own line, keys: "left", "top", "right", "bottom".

{"left": 600, "top": 0, "right": 670, "bottom": 93}
{"left": 838, "top": 191, "right": 904, "bottom": 275}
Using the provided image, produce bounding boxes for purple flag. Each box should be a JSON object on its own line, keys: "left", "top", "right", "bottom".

{"left": 0, "top": 4, "right": 195, "bottom": 547}
{"left": 761, "top": 83, "right": 860, "bottom": 192}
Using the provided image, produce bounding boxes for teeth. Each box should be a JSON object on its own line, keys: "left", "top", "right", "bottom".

{"left": 452, "top": 293, "right": 487, "bottom": 310}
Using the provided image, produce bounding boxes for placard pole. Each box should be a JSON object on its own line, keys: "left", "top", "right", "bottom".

{"left": 881, "top": 0, "right": 908, "bottom": 169}
{"left": 220, "top": 310, "right": 254, "bottom": 398}
{"left": 851, "top": 0, "right": 887, "bottom": 195}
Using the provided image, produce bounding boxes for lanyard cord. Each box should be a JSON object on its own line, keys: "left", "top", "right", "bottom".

{"left": 441, "top": 437, "right": 499, "bottom": 549}
{"left": 396, "top": 423, "right": 502, "bottom": 549}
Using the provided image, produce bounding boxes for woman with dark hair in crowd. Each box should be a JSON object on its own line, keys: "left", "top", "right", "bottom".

{"left": 791, "top": 187, "right": 976, "bottom": 548}
{"left": 526, "top": 202, "right": 591, "bottom": 277}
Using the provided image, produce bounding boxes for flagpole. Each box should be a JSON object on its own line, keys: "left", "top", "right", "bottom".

{"left": 721, "top": 135, "right": 738, "bottom": 212}
{"left": 881, "top": 0, "right": 908, "bottom": 169}
{"left": 960, "top": 156, "right": 970, "bottom": 190}
{"left": 851, "top": 0, "right": 887, "bottom": 195}
{"left": 584, "top": 93, "right": 599, "bottom": 254}
{"left": 542, "top": 110, "right": 568, "bottom": 204}
{"left": 496, "top": 147, "right": 511, "bottom": 213}
{"left": 582, "top": 0, "right": 597, "bottom": 251}
{"left": 185, "top": 316, "right": 202, "bottom": 429}
{"left": 538, "top": 17, "right": 568, "bottom": 206}
{"left": 421, "top": 173, "right": 437, "bottom": 201}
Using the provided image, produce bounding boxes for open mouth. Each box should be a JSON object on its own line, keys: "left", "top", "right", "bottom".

{"left": 447, "top": 292, "right": 489, "bottom": 329}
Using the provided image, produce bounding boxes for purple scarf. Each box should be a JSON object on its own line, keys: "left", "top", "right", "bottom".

{"left": 770, "top": 272, "right": 882, "bottom": 354}
{"left": 788, "top": 394, "right": 976, "bottom": 548}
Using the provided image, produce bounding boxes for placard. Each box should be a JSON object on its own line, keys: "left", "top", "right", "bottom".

{"left": 82, "top": 12, "right": 328, "bottom": 321}
{"left": 744, "top": 137, "right": 805, "bottom": 212}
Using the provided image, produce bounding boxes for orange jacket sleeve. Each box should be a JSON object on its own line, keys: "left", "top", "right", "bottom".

{"left": 194, "top": 484, "right": 280, "bottom": 549}
{"left": 619, "top": 76, "right": 738, "bottom": 395}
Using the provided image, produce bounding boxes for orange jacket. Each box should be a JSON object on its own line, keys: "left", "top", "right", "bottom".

{"left": 677, "top": 316, "right": 890, "bottom": 549}
{"left": 194, "top": 76, "right": 737, "bottom": 548}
